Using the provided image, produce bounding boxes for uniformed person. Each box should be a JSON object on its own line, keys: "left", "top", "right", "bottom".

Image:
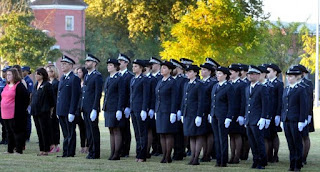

{"left": 170, "top": 59, "right": 188, "bottom": 160}
{"left": 282, "top": 66, "right": 307, "bottom": 171}
{"left": 56, "top": 55, "right": 81, "bottom": 157}
{"left": 239, "top": 64, "right": 249, "bottom": 84}
{"left": 266, "top": 63, "right": 283, "bottom": 163}
{"left": 228, "top": 64, "right": 246, "bottom": 164}
{"left": 130, "top": 59, "right": 150, "bottom": 162}
{"left": 210, "top": 66, "right": 234, "bottom": 167}
{"left": 181, "top": 64, "right": 206, "bottom": 165}
{"left": 118, "top": 53, "right": 134, "bottom": 157}
{"left": 245, "top": 65, "right": 268, "bottom": 169}
{"left": 150, "top": 57, "right": 163, "bottom": 81}
{"left": 103, "top": 59, "right": 125, "bottom": 160}
{"left": 154, "top": 61, "right": 177, "bottom": 163}
{"left": 21, "top": 66, "right": 33, "bottom": 142}
{"left": 199, "top": 62, "right": 217, "bottom": 162}
{"left": 80, "top": 54, "right": 103, "bottom": 159}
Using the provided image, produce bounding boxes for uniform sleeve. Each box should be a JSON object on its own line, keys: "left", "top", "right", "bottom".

{"left": 170, "top": 80, "right": 177, "bottom": 113}
{"left": 197, "top": 83, "right": 205, "bottom": 117}
{"left": 276, "top": 82, "right": 284, "bottom": 116}
{"left": 149, "top": 78, "right": 156, "bottom": 110}
{"left": 117, "top": 77, "right": 125, "bottom": 111}
{"left": 93, "top": 74, "right": 103, "bottom": 111}
{"left": 299, "top": 88, "right": 307, "bottom": 122}
{"left": 261, "top": 85, "right": 268, "bottom": 119}
{"left": 142, "top": 77, "right": 150, "bottom": 111}
{"left": 47, "top": 83, "right": 55, "bottom": 108}
{"left": 227, "top": 85, "right": 235, "bottom": 119}
{"left": 239, "top": 83, "right": 246, "bottom": 117}
{"left": 69, "top": 76, "right": 81, "bottom": 115}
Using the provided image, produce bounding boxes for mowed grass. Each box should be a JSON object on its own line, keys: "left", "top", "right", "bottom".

{"left": 0, "top": 108, "right": 320, "bottom": 172}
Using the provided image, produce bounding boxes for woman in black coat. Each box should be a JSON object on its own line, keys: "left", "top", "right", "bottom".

{"left": 103, "top": 59, "right": 125, "bottom": 160}
{"left": 31, "top": 68, "right": 55, "bottom": 156}
{"left": 181, "top": 65, "right": 205, "bottom": 165}
{"left": 155, "top": 61, "right": 177, "bottom": 163}
{"left": 1, "top": 68, "right": 29, "bottom": 154}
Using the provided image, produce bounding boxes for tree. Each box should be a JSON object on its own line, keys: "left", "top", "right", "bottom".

{"left": 300, "top": 30, "right": 318, "bottom": 74}
{"left": 0, "top": 12, "right": 60, "bottom": 70}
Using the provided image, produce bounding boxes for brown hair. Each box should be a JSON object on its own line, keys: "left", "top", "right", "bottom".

{"left": 12, "top": 65, "right": 23, "bottom": 78}
{"left": 6, "top": 68, "right": 22, "bottom": 84}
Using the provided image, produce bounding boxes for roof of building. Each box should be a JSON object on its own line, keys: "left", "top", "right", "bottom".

{"left": 31, "top": 0, "right": 88, "bottom": 6}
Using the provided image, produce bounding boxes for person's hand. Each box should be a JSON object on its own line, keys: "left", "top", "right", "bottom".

{"left": 275, "top": 116, "right": 280, "bottom": 126}
{"left": 140, "top": 110, "right": 147, "bottom": 121}
{"left": 298, "top": 122, "right": 305, "bottom": 132}
{"left": 265, "top": 119, "right": 271, "bottom": 129}
{"left": 124, "top": 107, "right": 131, "bottom": 118}
{"left": 236, "top": 116, "right": 244, "bottom": 126}
{"left": 308, "top": 115, "right": 312, "bottom": 124}
{"left": 177, "top": 110, "right": 182, "bottom": 121}
{"left": 149, "top": 109, "right": 155, "bottom": 119}
{"left": 224, "top": 118, "right": 232, "bottom": 128}
{"left": 208, "top": 115, "right": 212, "bottom": 124}
{"left": 90, "top": 110, "right": 97, "bottom": 121}
{"left": 68, "top": 114, "right": 75, "bottom": 122}
{"left": 257, "top": 118, "right": 266, "bottom": 130}
{"left": 195, "top": 116, "right": 202, "bottom": 127}
{"left": 170, "top": 113, "right": 177, "bottom": 124}
{"left": 181, "top": 116, "right": 184, "bottom": 123}
{"left": 116, "top": 110, "right": 122, "bottom": 121}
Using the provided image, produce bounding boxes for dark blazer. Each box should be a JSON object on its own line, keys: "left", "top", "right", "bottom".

{"left": 146, "top": 74, "right": 157, "bottom": 110}
{"left": 14, "top": 82, "right": 30, "bottom": 132}
{"left": 31, "top": 81, "right": 54, "bottom": 116}
{"left": 264, "top": 82, "right": 274, "bottom": 119}
{"left": 155, "top": 76, "right": 177, "bottom": 114}
{"left": 244, "top": 83, "right": 268, "bottom": 125}
{"left": 203, "top": 78, "right": 218, "bottom": 115}
{"left": 175, "top": 74, "right": 188, "bottom": 111}
{"left": 56, "top": 72, "right": 81, "bottom": 116}
{"left": 121, "top": 70, "right": 134, "bottom": 109}
{"left": 102, "top": 73, "right": 125, "bottom": 112}
{"left": 281, "top": 84, "right": 307, "bottom": 122}
{"left": 210, "top": 81, "right": 235, "bottom": 119}
{"left": 153, "top": 72, "right": 163, "bottom": 82}
{"left": 269, "top": 78, "right": 283, "bottom": 117}
{"left": 81, "top": 70, "right": 103, "bottom": 113}
{"left": 130, "top": 74, "right": 150, "bottom": 113}
{"left": 181, "top": 79, "right": 204, "bottom": 118}
{"left": 51, "top": 79, "right": 59, "bottom": 104}
{"left": 301, "top": 78, "right": 313, "bottom": 116}
{"left": 231, "top": 79, "right": 246, "bottom": 118}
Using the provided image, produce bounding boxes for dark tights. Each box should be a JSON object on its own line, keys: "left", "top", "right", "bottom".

{"left": 147, "top": 128, "right": 153, "bottom": 157}
{"left": 160, "top": 134, "right": 174, "bottom": 163}
{"left": 229, "top": 134, "right": 242, "bottom": 163}
{"left": 109, "top": 127, "right": 122, "bottom": 160}
{"left": 201, "top": 133, "right": 213, "bottom": 161}
{"left": 302, "top": 136, "right": 310, "bottom": 163}
{"left": 189, "top": 135, "right": 205, "bottom": 165}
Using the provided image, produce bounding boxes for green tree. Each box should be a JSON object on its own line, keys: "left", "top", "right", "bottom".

{"left": 300, "top": 30, "right": 318, "bottom": 74}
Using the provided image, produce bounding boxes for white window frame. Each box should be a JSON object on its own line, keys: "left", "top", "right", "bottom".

{"left": 65, "top": 16, "right": 74, "bottom": 31}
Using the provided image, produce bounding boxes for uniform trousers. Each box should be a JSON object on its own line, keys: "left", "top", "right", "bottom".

{"left": 59, "top": 116, "right": 76, "bottom": 157}
{"left": 284, "top": 121, "right": 303, "bottom": 169}
{"left": 246, "top": 125, "right": 267, "bottom": 166}
{"left": 83, "top": 110, "right": 100, "bottom": 158}
{"left": 131, "top": 112, "right": 148, "bottom": 160}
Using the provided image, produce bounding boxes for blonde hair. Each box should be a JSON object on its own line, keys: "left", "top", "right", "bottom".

{"left": 45, "top": 65, "right": 60, "bottom": 79}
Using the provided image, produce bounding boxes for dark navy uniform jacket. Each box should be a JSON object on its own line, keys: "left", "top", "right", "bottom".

{"left": 244, "top": 82, "right": 268, "bottom": 125}
{"left": 262, "top": 81, "right": 274, "bottom": 119}
{"left": 175, "top": 74, "right": 188, "bottom": 112}
{"left": 146, "top": 74, "right": 157, "bottom": 111}
{"left": 202, "top": 77, "right": 217, "bottom": 115}
{"left": 130, "top": 74, "right": 150, "bottom": 113}
{"left": 80, "top": 70, "right": 103, "bottom": 113}
{"left": 210, "top": 81, "right": 235, "bottom": 119}
{"left": 269, "top": 78, "right": 284, "bottom": 117}
{"left": 24, "top": 75, "right": 34, "bottom": 94}
{"left": 231, "top": 78, "right": 246, "bottom": 118}
{"left": 121, "top": 70, "right": 134, "bottom": 109}
{"left": 102, "top": 73, "right": 125, "bottom": 112}
{"left": 56, "top": 71, "right": 81, "bottom": 116}
{"left": 281, "top": 84, "right": 307, "bottom": 122}
{"left": 301, "top": 78, "right": 313, "bottom": 117}
{"left": 153, "top": 72, "right": 163, "bottom": 82}
{"left": 155, "top": 76, "right": 177, "bottom": 114}
{"left": 181, "top": 79, "right": 204, "bottom": 118}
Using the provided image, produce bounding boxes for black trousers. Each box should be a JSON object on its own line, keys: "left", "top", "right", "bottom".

{"left": 49, "top": 110, "right": 60, "bottom": 145}
{"left": 284, "top": 121, "right": 303, "bottom": 169}
{"left": 59, "top": 116, "right": 76, "bottom": 157}
{"left": 212, "top": 117, "right": 228, "bottom": 165}
{"left": 34, "top": 114, "right": 51, "bottom": 152}
{"left": 173, "top": 122, "right": 185, "bottom": 158}
{"left": 4, "top": 119, "right": 25, "bottom": 153}
{"left": 75, "top": 114, "right": 88, "bottom": 147}
{"left": 131, "top": 112, "right": 148, "bottom": 160}
{"left": 83, "top": 111, "right": 100, "bottom": 158}
{"left": 0, "top": 114, "right": 7, "bottom": 141}
{"left": 120, "top": 116, "right": 131, "bottom": 156}
{"left": 247, "top": 125, "right": 267, "bottom": 166}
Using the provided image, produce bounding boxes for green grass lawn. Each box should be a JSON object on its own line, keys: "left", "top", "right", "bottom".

{"left": 0, "top": 108, "right": 320, "bottom": 172}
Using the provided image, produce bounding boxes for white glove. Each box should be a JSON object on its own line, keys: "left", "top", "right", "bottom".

{"left": 149, "top": 109, "right": 155, "bottom": 119}
{"left": 308, "top": 115, "right": 312, "bottom": 124}
{"left": 257, "top": 118, "right": 266, "bottom": 130}
{"left": 155, "top": 113, "right": 157, "bottom": 120}
{"left": 124, "top": 107, "right": 131, "bottom": 118}
{"left": 116, "top": 110, "right": 122, "bottom": 121}
{"left": 90, "top": 109, "right": 97, "bottom": 121}
{"left": 208, "top": 115, "right": 212, "bottom": 124}
{"left": 195, "top": 116, "right": 202, "bottom": 127}
{"left": 280, "top": 122, "right": 284, "bottom": 130}
{"left": 265, "top": 119, "right": 271, "bottom": 129}
{"left": 224, "top": 118, "right": 232, "bottom": 128}
{"left": 236, "top": 116, "right": 245, "bottom": 126}
{"left": 298, "top": 122, "right": 305, "bottom": 131}
{"left": 275, "top": 115, "right": 280, "bottom": 126}
{"left": 140, "top": 110, "right": 147, "bottom": 121}
{"left": 170, "top": 113, "right": 177, "bottom": 124}
{"left": 181, "top": 116, "right": 184, "bottom": 123}
{"left": 304, "top": 119, "right": 308, "bottom": 127}
{"left": 177, "top": 110, "right": 182, "bottom": 121}
{"left": 68, "top": 114, "right": 75, "bottom": 122}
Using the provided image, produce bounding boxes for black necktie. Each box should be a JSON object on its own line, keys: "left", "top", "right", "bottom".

{"left": 287, "top": 87, "right": 291, "bottom": 95}
{"left": 131, "top": 77, "right": 136, "bottom": 86}
{"left": 250, "top": 86, "right": 253, "bottom": 94}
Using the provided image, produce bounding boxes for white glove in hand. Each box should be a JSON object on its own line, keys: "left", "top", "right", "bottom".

{"left": 275, "top": 115, "right": 280, "bottom": 126}
{"left": 265, "top": 119, "right": 271, "bottom": 129}
{"left": 224, "top": 118, "right": 232, "bottom": 128}
{"left": 304, "top": 119, "right": 308, "bottom": 128}
{"left": 140, "top": 110, "right": 147, "bottom": 121}
{"left": 308, "top": 115, "right": 312, "bottom": 124}
{"left": 298, "top": 122, "right": 305, "bottom": 131}
{"left": 177, "top": 110, "right": 182, "bottom": 121}
{"left": 170, "top": 113, "right": 177, "bottom": 124}
{"left": 208, "top": 115, "right": 212, "bottom": 124}
{"left": 280, "top": 122, "right": 284, "bottom": 130}
{"left": 257, "top": 118, "right": 266, "bottom": 130}
{"left": 116, "top": 110, "right": 122, "bottom": 121}
{"left": 124, "top": 107, "right": 131, "bottom": 118}
{"left": 90, "top": 109, "right": 97, "bottom": 121}
{"left": 195, "top": 116, "right": 202, "bottom": 127}
{"left": 68, "top": 114, "right": 75, "bottom": 122}
{"left": 236, "top": 116, "right": 245, "bottom": 126}
{"left": 181, "top": 116, "right": 184, "bottom": 123}
{"left": 149, "top": 109, "right": 155, "bottom": 119}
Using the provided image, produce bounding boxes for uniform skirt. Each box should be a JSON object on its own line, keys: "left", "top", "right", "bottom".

{"left": 183, "top": 116, "right": 206, "bottom": 136}
{"left": 302, "top": 125, "right": 309, "bottom": 137}
{"left": 104, "top": 111, "right": 125, "bottom": 128}
{"left": 228, "top": 119, "right": 245, "bottom": 135}
{"left": 156, "top": 112, "right": 178, "bottom": 134}
{"left": 205, "top": 114, "right": 213, "bottom": 134}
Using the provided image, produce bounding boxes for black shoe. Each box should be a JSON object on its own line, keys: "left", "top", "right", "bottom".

{"left": 221, "top": 164, "right": 227, "bottom": 167}
{"left": 153, "top": 152, "right": 160, "bottom": 156}
{"left": 186, "top": 150, "right": 191, "bottom": 156}
{"left": 200, "top": 157, "right": 211, "bottom": 162}
{"left": 191, "top": 159, "right": 200, "bottom": 165}
{"left": 271, "top": 156, "right": 279, "bottom": 163}
{"left": 0, "top": 140, "right": 7, "bottom": 145}
{"left": 146, "top": 153, "right": 151, "bottom": 159}
{"left": 288, "top": 168, "right": 294, "bottom": 171}
{"left": 111, "top": 156, "right": 120, "bottom": 160}
{"left": 256, "top": 165, "right": 265, "bottom": 169}
{"left": 293, "top": 168, "right": 301, "bottom": 172}
{"left": 57, "top": 155, "right": 67, "bottom": 158}
{"left": 172, "top": 156, "right": 183, "bottom": 161}
{"left": 251, "top": 163, "right": 258, "bottom": 169}
{"left": 215, "top": 164, "right": 221, "bottom": 167}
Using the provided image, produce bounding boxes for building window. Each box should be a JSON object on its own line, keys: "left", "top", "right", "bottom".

{"left": 65, "top": 16, "right": 74, "bottom": 31}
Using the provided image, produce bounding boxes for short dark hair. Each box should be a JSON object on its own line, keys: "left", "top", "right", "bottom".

{"left": 36, "top": 68, "right": 49, "bottom": 81}
{"left": 76, "top": 67, "right": 88, "bottom": 79}
{"left": 6, "top": 68, "right": 21, "bottom": 84}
